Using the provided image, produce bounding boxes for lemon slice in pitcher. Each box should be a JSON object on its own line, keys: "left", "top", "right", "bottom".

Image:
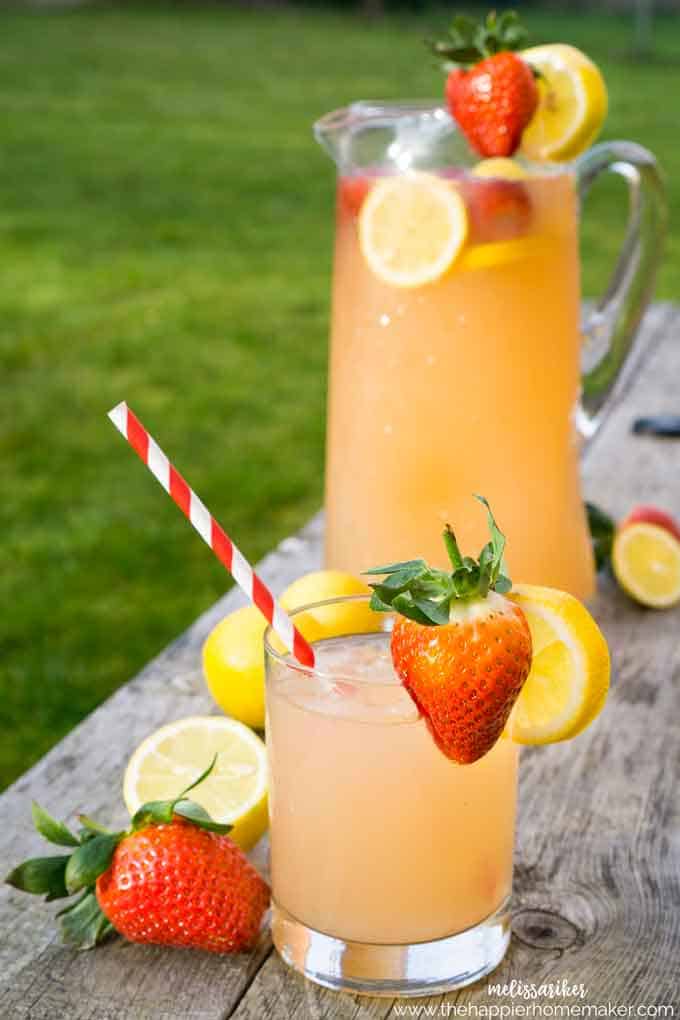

{"left": 359, "top": 173, "right": 468, "bottom": 287}
{"left": 507, "top": 584, "right": 610, "bottom": 744}
{"left": 520, "top": 44, "right": 608, "bottom": 162}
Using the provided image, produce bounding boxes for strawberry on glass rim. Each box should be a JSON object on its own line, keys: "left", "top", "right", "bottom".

{"left": 6, "top": 757, "right": 269, "bottom": 953}
{"left": 366, "top": 496, "right": 610, "bottom": 764}
{"left": 429, "top": 11, "right": 538, "bottom": 158}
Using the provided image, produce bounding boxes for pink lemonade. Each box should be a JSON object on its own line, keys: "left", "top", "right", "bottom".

{"left": 266, "top": 628, "right": 518, "bottom": 948}
{"left": 324, "top": 168, "right": 595, "bottom": 600}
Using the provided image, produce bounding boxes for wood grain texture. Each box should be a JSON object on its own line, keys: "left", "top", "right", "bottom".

{"left": 2, "top": 307, "right": 680, "bottom": 1018}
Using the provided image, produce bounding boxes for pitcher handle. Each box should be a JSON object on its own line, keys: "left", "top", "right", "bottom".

{"left": 575, "top": 141, "right": 666, "bottom": 441}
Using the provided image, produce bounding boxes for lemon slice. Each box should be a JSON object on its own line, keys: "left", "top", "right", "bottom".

{"left": 123, "top": 716, "right": 268, "bottom": 851}
{"left": 358, "top": 173, "right": 468, "bottom": 288}
{"left": 612, "top": 523, "right": 680, "bottom": 608}
{"left": 520, "top": 44, "right": 608, "bottom": 162}
{"left": 472, "top": 158, "right": 529, "bottom": 181}
{"left": 459, "top": 236, "right": 550, "bottom": 272}
{"left": 507, "top": 584, "right": 610, "bottom": 744}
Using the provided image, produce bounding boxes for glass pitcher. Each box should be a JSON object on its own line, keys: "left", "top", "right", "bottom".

{"left": 315, "top": 102, "right": 666, "bottom": 599}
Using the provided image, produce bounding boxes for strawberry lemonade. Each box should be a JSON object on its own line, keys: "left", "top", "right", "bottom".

{"left": 267, "top": 631, "right": 518, "bottom": 946}
{"left": 317, "top": 11, "right": 665, "bottom": 601}
{"left": 323, "top": 162, "right": 592, "bottom": 595}
{"left": 265, "top": 501, "right": 610, "bottom": 996}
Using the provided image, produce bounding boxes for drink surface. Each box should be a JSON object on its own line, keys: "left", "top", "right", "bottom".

{"left": 267, "top": 631, "right": 518, "bottom": 944}
{"left": 324, "top": 169, "right": 595, "bottom": 599}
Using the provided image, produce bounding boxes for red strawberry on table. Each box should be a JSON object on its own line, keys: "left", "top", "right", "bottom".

{"left": 620, "top": 504, "right": 680, "bottom": 544}
{"left": 366, "top": 496, "right": 532, "bottom": 764}
{"left": 430, "top": 11, "right": 538, "bottom": 158}
{"left": 5, "top": 757, "right": 269, "bottom": 952}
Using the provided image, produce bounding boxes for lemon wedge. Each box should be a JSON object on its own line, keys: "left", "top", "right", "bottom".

{"left": 459, "top": 236, "right": 550, "bottom": 272}
{"left": 472, "top": 158, "right": 529, "bottom": 180}
{"left": 612, "top": 522, "right": 680, "bottom": 609}
{"left": 508, "top": 584, "right": 610, "bottom": 744}
{"left": 520, "top": 44, "right": 608, "bottom": 162}
{"left": 358, "top": 173, "right": 468, "bottom": 288}
{"left": 123, "top": 716, "right": 268, "bottom": 851}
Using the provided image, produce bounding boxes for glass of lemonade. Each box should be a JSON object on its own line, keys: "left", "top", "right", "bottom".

{"left": 265, "top": 596, "right": 518, "bottom": 996}
{"left": 316, "top": 102, "right": 665, "bottom": 599}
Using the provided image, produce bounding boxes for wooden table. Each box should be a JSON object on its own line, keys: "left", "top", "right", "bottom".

{"left": 2, "top": 304, "right": 680, "bottom": 1019}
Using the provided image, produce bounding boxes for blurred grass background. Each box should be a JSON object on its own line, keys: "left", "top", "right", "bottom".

{"left": 1, "top": 3, "right": 678, "bottom": 788}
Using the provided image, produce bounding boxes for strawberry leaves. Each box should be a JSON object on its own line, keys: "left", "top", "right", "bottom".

{"left": 31, "top": 802, "right": 80, "bottom": 848}
{"left": 58, "top": 891, "right": 115, "bottom": 950}
{"left": 428, "top": 10, "right": 529, "bottom": 69}
{"left": 586, "top": 501, "right": 615, "bottom": 572}
{"left": 5, "top": 855, "right": 72, "bottom": 901}
{"left": 4, "top": 755, "right": 231, "bottom": 950}
{"left": 65, "top": 834, "right": 121, "bottom": 895}
{"left": 130, "top": 754, "right": 232, "bottom": 835}
{"left": 365, "top": 495, "right": 512, "bottom": 625}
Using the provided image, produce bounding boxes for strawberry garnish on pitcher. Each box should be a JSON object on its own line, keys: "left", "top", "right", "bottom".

{"left": 366, "top": 497, "right": 532, "bottom": 764}
{"left": 429, "top": 11, "right": 538, "bottom": 158}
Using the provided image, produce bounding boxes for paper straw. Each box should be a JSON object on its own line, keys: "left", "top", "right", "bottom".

{"left": 108, "top": 401, "right": 315, "bottom": 668}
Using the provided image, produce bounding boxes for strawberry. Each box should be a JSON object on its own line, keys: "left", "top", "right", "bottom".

{"left": 462, "top": 177, "right": 531, "bottom": 243}
{"left": 340, "top": 175, "right": 371, "bottom": 218}
{"left": 621, "top": 504, "right": 680, "bottom": 544}
{"left": 366, "top": 496, "right": 532, "bottom": 764}
{"left": 5, "top": 757, "right": 269, "bottom": 952}
{"left": 446, "top": 54, "right": 538, "bottom": 158}
{"left": 429, "top": 12, "right": 538, "bottom": 158}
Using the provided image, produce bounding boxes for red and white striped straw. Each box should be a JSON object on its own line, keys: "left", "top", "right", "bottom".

{"left": 108, "top": 401, "right": 315, "bottom": 668}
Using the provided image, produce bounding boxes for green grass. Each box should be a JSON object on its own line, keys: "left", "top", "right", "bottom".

{"left": 1, "top": 4, "right": 679, "bottom": 788}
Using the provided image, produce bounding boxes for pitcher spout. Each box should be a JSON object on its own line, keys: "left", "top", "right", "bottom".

{"left": 314, "top": 100, "right": 470, "bottom": 174}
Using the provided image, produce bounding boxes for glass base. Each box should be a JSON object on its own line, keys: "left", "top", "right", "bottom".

{"left": 271, "top": 896, "right": 511, "bottom": 997}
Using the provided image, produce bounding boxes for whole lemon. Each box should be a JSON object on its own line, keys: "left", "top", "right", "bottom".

{"left": 280, "top": 570, "right": 380, "bottom": 639}
{"left": 202, "top": 606, "right": 267, "bottom": 729}
{"left": 202, "top": 603, "right": 325, "bottom": 729}
{"left": 203, "top": 573, "right": 380, "bottom": 728}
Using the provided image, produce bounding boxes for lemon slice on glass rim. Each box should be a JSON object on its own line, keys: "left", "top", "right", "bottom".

{"left": 520, "top": 43, "right": 608, "bottom": 162}
{"left": 507, "top": 584, "right": 610, "bottom": 744}
{"left": 123, "top": 716, "right": 268, "bottom": 851}
{"left": 358, "top": 172, "right": 468, "bottom": 288}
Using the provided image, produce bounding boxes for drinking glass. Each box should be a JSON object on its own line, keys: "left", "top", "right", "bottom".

{"left": 265, "top": 596, "right": 518, "bottom": 996}
{"left": 316, "top": 102, "right": 666, "bottom": 598}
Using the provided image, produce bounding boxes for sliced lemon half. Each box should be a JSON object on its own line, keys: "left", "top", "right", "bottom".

{"left": 358, "top": 173, "right": 468, "bottom": 288}
{"left": 520, "top": 44, "right": 608, "bottom": 162}
{"left": 612, "top": 522, "right": 680, "bottom": 609}
{"left": 507, "top": 584, "right": 610, "bottom": 744}
{"left": 123, "top": 716, "right": 268, "bottom": 851}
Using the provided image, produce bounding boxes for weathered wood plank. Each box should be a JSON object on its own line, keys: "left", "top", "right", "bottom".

{"left": 2, "top": 306, "right": 679, "bottom": 1018}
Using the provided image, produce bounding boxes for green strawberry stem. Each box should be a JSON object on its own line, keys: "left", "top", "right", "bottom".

{"left": 428, "top": 9, "right": 530, "bottom": 70}
{"left": 4, "top": 754, "right": 230, "bottom": 950}
{"left": 443, "top": 524, "right": 464, "bottom": 571}
{"left": 365, "top": 495, "right": 512, "bottom": 626}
